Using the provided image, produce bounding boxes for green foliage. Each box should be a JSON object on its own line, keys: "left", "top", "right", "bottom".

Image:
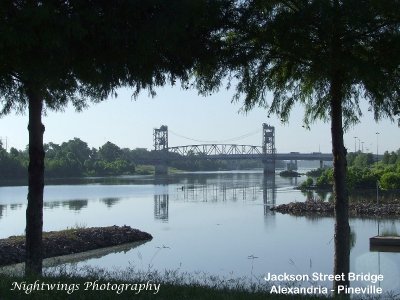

{"left": 380, "top": 172, "right": 400, "bottom": 190}
{"left": 315, "top": 168, "right": 333, "bottom": 188}
{"left": 382, "top": 150, "right": 400, "bottom": 165}
{"left": 300, "top": 177, "right": 313, "bottom": 190}
{"left": 2, "top": 138, "right": 265, "bottom": 180}
{"left": 312, "top": 151, "right": 400, "bottom": 190}
{"left": 305, "top": 168, "right": 325, "bottom": 177}
{"left": 135, "top": 165, "right": 155, "bottom": 175}
{"left": 347, "top": 152, "right": 375, "bottom": 168}
{"left": 0, "top": 143, "right": 27, "bottom": 179}
{"left": 347, "top": 167, "right": 378, "bottom": 189}
{"left": 44, "top": 138, "right": 91, "bottom": 178}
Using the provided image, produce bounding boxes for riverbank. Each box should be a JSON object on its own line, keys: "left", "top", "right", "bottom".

{"left": 0, "top": 226, "right": 152, "bottom": 267}
{"left": 270, "top": 201, "right": 400, "bottom": 218}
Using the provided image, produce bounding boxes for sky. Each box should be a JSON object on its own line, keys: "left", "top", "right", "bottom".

{"left": 0, "top": 84, "right": 398, "bottom": 154}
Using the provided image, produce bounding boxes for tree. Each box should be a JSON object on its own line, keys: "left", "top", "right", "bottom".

{"left": 0, "top": 0, "right": 231, "bottom": 275}
{"left": 98, "top": 141, "right": 123, "bottom": 162}
{"left": 196, "top": 0, "right": 400, "bottom": 292}
{"left": 61, "top": 138, "right": 91, "bottom": 167}
{"left": 380, "top": 172, "right": 400, "bottom": 190}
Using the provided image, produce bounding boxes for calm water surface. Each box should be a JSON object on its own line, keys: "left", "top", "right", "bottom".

{"left": 0, "top": 170, "right": 399, "bottom": 292}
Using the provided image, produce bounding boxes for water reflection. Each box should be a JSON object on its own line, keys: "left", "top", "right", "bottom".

{"left": 150, "top": 173, "right": 279, "bottom": 222}
{"left": 263, "top": 174, "right": 276, "bottom": 214}
{"left": 44, "top": 202, "right": 61, "bottom": 209}
{"left": 169, "top": 173, "right": 277, "bottom": 216}
{"left": 44, "top": 199, "right": 88, "bottom": 211}
{"left": 0, "top": 203, "right": 24, "bottom": 221}
{"left": 177, "top": 182, "right": 264, "bottom": 203}
{"left": 62, "top": 199, "right": 88, "bottom": 211}
{"left": 288, "top": 176, "right": 298, "bottom": 186}
{"left": 101, "top": 198, "right": 120, "bottom": 208}
{"left": 179, "top": 184, "right": 261, "bottom": 202}
{"left": 0, "top": 204, "right": 5, "bottom": 219}
{"left": 154, "top": 195, "right": 169, "bottom": 222}
{"left": 10, "top": 204, "right": 22, "bottom": 210}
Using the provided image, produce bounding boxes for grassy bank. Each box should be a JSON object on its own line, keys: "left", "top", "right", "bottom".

{"left": 0, "top": 274, "right": 323, "bottom": 300}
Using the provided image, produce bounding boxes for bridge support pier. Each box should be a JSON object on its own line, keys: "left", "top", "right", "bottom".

{"left": 287, "top": 159, "right": 298, "bottom": 171}
{"left": 319, "top": 160, "right": 323, "bottom": 169}
{"left": 263, "top": 160, "right": 275, "bottom": 174}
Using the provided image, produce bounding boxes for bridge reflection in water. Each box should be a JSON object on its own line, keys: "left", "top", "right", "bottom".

{"left": 153, "top": 174, "right": 277, "bottom": 222}
{"left": 154, "top": 194, "right": 169, "bottom": 222}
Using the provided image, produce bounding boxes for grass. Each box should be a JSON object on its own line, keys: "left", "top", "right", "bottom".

{"left": 1, "top": 264, "right": 398, "bottom": 300}
{"left": 135, "top": 165, "right": 155, "bottom": 175}
{"left": 134, "top": 165, "right": 183, "bottom": 175}
{"left": 0, "top": 273, "right": 323, "bottom": 300}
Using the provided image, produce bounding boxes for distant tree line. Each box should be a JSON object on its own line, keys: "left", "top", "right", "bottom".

{"left": 0, "top": 138, "right": 267, "bottom": 180}
{"left": 302, "top": 151, "right": 400, "bottom": 190}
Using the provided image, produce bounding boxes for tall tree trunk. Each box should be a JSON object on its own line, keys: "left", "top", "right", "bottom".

{"left": 330, "top": 75, "right": 350, "bottom": 293}
{"left": 330, "top": 1, "right": 350, "bottom": 293}
{"left": 25, "top": 87, "right": 45, "bottom": 276}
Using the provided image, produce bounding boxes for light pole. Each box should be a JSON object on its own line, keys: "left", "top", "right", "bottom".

{"left": 361, "top": 142, "right": 364, "bottom": 153}
{"left": 376, "top": 132, "right": 380, "bottom": 162}
{"left": 376, "top": 132, "right": 380, "bottom": 207}
{"left": 354, "top": 136, "right": 357, "bottom": 153}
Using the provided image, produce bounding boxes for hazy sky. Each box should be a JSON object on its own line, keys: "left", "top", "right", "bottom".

{"left": 0, "top": 84, "right": 398, "bottom": 154}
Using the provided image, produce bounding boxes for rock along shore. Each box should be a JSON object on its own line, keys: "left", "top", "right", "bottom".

{"left": 0, "top": 225, "right": 152, "bottom": 267}
{"left": 270, "top": 201, "right": 400, "bottom": 218}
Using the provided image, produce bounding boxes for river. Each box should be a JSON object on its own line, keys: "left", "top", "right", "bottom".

{"left": 0, "top": 170, "right": 399, "bottom": 293}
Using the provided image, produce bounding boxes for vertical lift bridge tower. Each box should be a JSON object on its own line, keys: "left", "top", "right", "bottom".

{"left": 262, "top": 123, "right": 276, "bottom": 174}
{"left": 153, "top": 125, "right": 168, "bottom": 175}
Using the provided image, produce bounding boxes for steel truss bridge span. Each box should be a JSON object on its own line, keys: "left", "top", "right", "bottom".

{"left": 167, "top": 144, "right": 333, "bottom": 161}
{"left": 168, "top": 144, "right": 263, "bottom": 159}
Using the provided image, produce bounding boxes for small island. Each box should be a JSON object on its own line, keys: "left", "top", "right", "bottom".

{"left": 279, "top": 170, "right": 301, "bottom": 177}
{"left": 270, "top": 200, "right": 400, "bottom": 218}
{"left": 0, "top": 226, "right": 152, "bottom": 267}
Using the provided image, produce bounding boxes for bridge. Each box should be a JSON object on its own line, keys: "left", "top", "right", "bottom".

{"left": 152, "top": 124, "right": 333, "bottom": 175}
{"left": 168, "top": 144, "right": 332, "bottom": 161}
